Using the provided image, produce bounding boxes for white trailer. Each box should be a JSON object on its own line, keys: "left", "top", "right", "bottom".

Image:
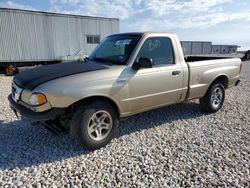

{"left": 0, "top": 8, "right": 119, "bottom": 69}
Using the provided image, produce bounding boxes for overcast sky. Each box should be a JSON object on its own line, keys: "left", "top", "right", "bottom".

{"left": 1, "top": 0, "right": 249, "bottom": 50}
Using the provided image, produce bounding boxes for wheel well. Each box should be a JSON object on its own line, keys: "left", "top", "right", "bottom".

{"left": 211, "top": 75, "right": 229, "bottom": 89}
{"left": 69, "top": 96, "right": 120, "bottom": 117}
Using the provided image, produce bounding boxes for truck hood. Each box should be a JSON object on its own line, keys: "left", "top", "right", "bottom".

{"left": 13, "top": 61, "right": 108, "bottom": 90}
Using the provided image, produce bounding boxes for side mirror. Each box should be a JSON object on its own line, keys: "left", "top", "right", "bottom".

{"left": 132, "top": 57, "right": 153, "bottom": 70}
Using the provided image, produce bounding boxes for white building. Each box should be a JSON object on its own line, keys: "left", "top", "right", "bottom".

{"left": 0, "top": 8, "right": 119, "bottom": 64}
{"left": 181, "top": 41, "right": 239, "bottom": 55}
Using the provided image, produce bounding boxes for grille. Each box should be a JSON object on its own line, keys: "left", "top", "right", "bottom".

{"left": 12, "top": 82, "right": 22, "bottom": 102}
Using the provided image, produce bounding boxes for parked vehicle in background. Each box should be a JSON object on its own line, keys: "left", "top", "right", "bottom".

{"left": 242, "top": 50, "right": 250, "bottom": 61}
{"left": 9, "top": 32, "right": 242, "bottom": 149}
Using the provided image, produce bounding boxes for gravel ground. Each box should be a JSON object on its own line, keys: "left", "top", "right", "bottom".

{"left": 0, "top": 62, "right": 249, "bottom": 187}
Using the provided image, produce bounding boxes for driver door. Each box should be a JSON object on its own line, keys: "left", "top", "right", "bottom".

{"left": 127, "top": 37, "right": 184, "bottom": 113}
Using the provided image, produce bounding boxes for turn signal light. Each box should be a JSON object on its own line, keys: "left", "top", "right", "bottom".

{"left": 30, "top": 93, "right": 47, "bottom": 106}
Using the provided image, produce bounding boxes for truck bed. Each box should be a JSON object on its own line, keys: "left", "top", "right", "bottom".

{"left": 186, "top": 57, "right": 241, "bottom": 100}
{"left": 185, "top": 56, "right": 233, "bottom": 62}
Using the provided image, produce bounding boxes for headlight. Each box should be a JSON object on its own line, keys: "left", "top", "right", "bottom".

{"left": 29, "top": 93, "right": 47, "bottom": 106}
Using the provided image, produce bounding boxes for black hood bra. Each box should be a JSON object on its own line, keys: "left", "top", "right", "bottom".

{"left": 13, "top": 61, "right": 108, "bottom": 90}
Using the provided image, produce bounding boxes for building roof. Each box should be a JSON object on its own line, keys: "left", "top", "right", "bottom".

{"left": 212, "top": 44, "right": 240, "bottom": 47}
{"left": 0, "top": 7, "right": 119, "bottom": 21}
{"left": 181, "top": 41, "right": 212, "bottom": 43}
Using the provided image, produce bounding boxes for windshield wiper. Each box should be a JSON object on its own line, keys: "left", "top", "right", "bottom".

{"left": 83, "top": 57, "right": 89, "bottom": 62}
{"left": 91, "top": 57, "right": 113, "bottom": 66}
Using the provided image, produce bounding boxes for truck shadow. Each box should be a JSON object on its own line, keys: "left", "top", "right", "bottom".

{"left": 0, "top": 101, "right": 205, "bottom": 170}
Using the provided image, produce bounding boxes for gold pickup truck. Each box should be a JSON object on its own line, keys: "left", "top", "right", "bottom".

{"left": 9, "top": 32, "right": 242, "bottom": 149}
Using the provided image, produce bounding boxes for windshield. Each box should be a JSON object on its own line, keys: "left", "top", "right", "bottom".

{"left": 88, "top": 35, "right": 141, "bottom": 65}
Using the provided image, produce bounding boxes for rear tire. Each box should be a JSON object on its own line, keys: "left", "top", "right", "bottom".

{"left": 70, "top": 101, "right": 118, "bottom": 150}
{"left": 199, "top": 82, "right": 225, "bottom": 113}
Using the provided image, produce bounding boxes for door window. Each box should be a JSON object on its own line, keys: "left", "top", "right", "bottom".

{"left": 137, "top": 37, "right": 175, "bottom": 66}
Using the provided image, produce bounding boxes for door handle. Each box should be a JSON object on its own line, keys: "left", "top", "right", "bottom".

{"left": 117, "top": 79, "right": 127, "bottom": 83}
{"left": 172, "top": 70, "right": 181, "bottom": 76}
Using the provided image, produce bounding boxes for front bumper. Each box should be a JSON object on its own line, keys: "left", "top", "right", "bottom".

{"left": 8, "top": 95, "right": 64, "bottom": 121}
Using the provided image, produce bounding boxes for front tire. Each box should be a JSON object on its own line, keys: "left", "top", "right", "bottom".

{"left": 199, "top": 82, "right": 225, "bottom": 113}
{"left": 70, "top": 101, "right": 118, "bottom": 150}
